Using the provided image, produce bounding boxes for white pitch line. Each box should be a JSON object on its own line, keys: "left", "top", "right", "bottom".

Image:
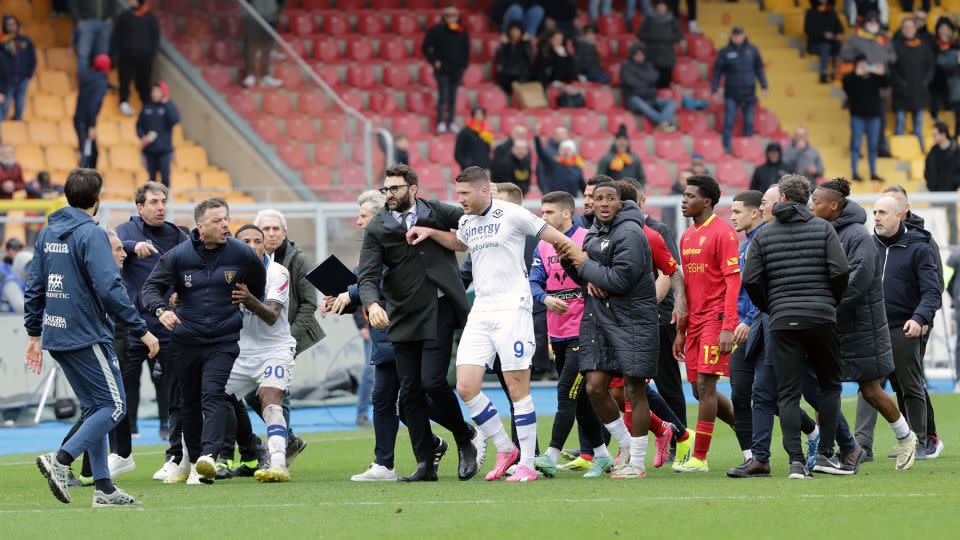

{"left": 0, "top": 492, "right": 940, "bottom": 514}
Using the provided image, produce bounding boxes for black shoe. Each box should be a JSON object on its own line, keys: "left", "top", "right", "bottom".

{"left": 878, "top": 149, "right": 892, "bottom": 158}
{"left": 840, "top": 445, "right": 866, "bottom": 474}
{"left": 870, "top": 174, "right": 884, "bottom": 182}
{"left": 862, "top": 447, "right": 874, "bottom": 462}
{"left": 813, "top": 453, "right": 853, "bottom": 475}
{"left": 66, "top": 469, "right": 83, "bottom": 488}
{"left": 852, "top": 173, "right": 864, "bottom": 181}
{"left": 215, "top": 458, "right": 234, "bottom": 480}
{"left": 788, "top": 461, "right": 812, "bottom": 479}
{"left": 819, "top": 73, "right": 828, "bottom": 84}
{"left": 456, "top": 428, "right": 480, "bottom": 481}
{"left": 726, "top": 457, "right": 771, "bottom": 478}
{"left": 433, "top": 437, "right": 449, "bottom": 474}
{"left": 398, "top": 462, "right": 438, "bottom": 482}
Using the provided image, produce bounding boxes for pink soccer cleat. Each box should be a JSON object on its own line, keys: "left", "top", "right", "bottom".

{"left": 505, "top": 465, "right": 538, "bottom": 482}
{"left": 654, "top": 424, "right": 675, "bottom": 469}
{"left": 484, "top": 447, "right": 519, "bottom": 481}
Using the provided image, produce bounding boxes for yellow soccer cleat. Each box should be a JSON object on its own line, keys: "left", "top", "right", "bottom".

{"left": 255, "top": 466, "right": 292, "bottom": 483}
{"left": 673, "top": 456, "right": 709, "bottom": 473}
{"left": 671, "top": 429, "right": 695, "bottom": 471}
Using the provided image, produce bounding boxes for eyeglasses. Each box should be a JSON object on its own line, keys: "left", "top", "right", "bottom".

{"left": 379, "top": 185, "right": 410, "bottom": 196}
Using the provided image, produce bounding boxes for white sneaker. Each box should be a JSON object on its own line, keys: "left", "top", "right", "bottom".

{"left": 351, "top": 463, "right": 398, "bottom": 482}
{"left": 163, "top": 458, "right": 190, "bottom": 484}
{"left": 186, "top": 467, "right": 204, "bottom": 485}
{"left": 242, "top": 75, "right": 256, "bottom": 88}
{"left": 436, "top": 122, "right": 448, "bottom": 134}
{"left": 108, "top": 453, "right": 136, "bottom": 478}
{"left": 153, "top": 457, "right": 179, "bottom": 481}
{"left": 688, "top": 20, "right": 700, "bottom": 34}
{"left": 119, "top": 102, "right": 135, "bottom": 116}
{"left": 270, "top": 50, "right": 285, "bottom": 61}
{"left": 92, "top": 487, "right": 142, "bottom": 507}
{"left": 195, "top": 455, "right": 216, "bottom": 481}
{"left": 448, "top": 123, "right": 461, "bottom": 134}
{"left": 261, "top": 75, "right": 284, "bottom": 88}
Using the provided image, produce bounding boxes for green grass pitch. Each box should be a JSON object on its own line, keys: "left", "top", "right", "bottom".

{"left": 2, "top": 395, "right": 958, "bottom": 539}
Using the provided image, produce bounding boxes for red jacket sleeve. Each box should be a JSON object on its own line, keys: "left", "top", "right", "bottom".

{"left": 718, "top": 228, "right": 741, "bottom": 330}
{"left": 644, "top": 226, "right": 677, "bottom": 276}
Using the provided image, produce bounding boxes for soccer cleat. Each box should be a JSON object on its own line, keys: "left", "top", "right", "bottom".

{"left": 351, "top": 463, "right": 398, "bottom": 482}
{"left": 558, "top": 456, "right": 592, "bottom": 471}
{"left": 231, "top": 460, "right": 261, "bottom": 478}
{"left": 286, "top": 436, "right": 307, "bottom": 469}
{"left": 806, "top": 432, "right": 821, "bottom": 471}
{"left": 895, "top": 432, "right": 918, "bottom": 471}
{"left": 812, "top": 453, "right": 853, "bottom": 475}
{"left": 534, "top": 455, "right": 558, "bottom": 478}
{"left": 788, "top": 461, "right": 813, "bottom": 480}
{"left": 186, "top": 467, "right": 205, "bottom": 485}
{"left": 108, "top": 453, "right": 136, "bottom": 478}
{"left": 215, "top": 458, "right": 234, "bottom": 480}
{"left": 195, "top": 455, "right": 217, "bottom": 482}
{"left": 558, "top": 449, "right": 579, "bottom": 465}
{"left": 583, "top": 454, "right": 615, "bottom": 478}
{"left": 610, "top": 463, "right": 646, "bottom": 479}
{"left": 505, "top": 464, "right": 538, "bottom": 482}
{"left": 92, "top": 487, "right": 142, "bottom": 508}
{"left": 433, "top": 436, "right": 449, "bottom": 473}
{"left": 255, "top": 465, "right": 291, "bottom": 483}
{"left": 153, "top": 457, "right": 179, "bottom": 481}
{"left": 610, "top": 449, "right": 631, "bottom": 474}
{"left": 654, "top": 424, "right": 675, "bottom": 469}
{"left": 485, "top": 447, "right": 519, "bottom": 481}
{"left": 672, "top": 429, "right": 694, "bottom": 471}
{"left": 397, "top": 462, "right": 438, "bottom": 482}
{"left": 673, "top": 456, "right": 709, "bottom": 473}
{"left": 36, "top": 453, "right": 71, "bottom": 504}
{"left": 164, "top": 459, "right": 190, "bottom": 484}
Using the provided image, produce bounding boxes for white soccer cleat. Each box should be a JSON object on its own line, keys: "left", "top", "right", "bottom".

{"left": 351, "top": 463, "right": 398, "bottom": 482}
{"left": 153, "top": 457, "right": 179, "bottom": 481}
{"left": 195, "top": 455, "right": 217, "bottom": 481}
{"left": 164, "top": 458, "right": 191, "bottom": 484}
{"left": 186, "top": 466, "right": 206, "bottom": 485}
{"left": 108, "top": 453, "right": 136, "bottom": 478}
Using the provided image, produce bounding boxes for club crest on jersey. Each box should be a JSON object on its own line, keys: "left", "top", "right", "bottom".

{"left": 699, "top": 236, "right": 706, "bottom": 246}
{"left": 184, "top": 274, "right": 192, "bottom": 288}
{"left": 600, "top": 239, "right": 610, "bottom": 252}
{"left": 224, "top": 271, "right": 236, "bottom": 284}
{"left": 492, "top": 208, "right": 504, "bottom": 218}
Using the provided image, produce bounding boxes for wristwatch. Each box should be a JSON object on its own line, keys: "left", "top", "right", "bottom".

{"left": 155, "top": 307, "right": 166, "bottom": 318}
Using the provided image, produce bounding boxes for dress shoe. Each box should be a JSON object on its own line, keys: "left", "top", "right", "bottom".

{"left": 725, "top": 457, "right": 771, "bottom": 478}
{"left": 456, "top": 428, "right": 480, "bottom": 481}
{"left": 398, "top": 462, "right": 438, "bottom": 482}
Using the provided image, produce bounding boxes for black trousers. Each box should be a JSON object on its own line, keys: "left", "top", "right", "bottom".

{"left": 656, "top": 65, "right": 673, "bottom": 89}
{"left": 771, "top": 324, "right": 842, "bottom": 463}
{"left": 531, "top": 308, "right": 551, "bottom": 374}
{"left": 920, "top": 331, "right": 938, "bottom": 437}
{"left": 158, "top": 342, "right": 184, "bottom": 462}
{"left": 143, "top": 151, "right": 173, "bottom": 188}
{"left": 75, "top": 119, "right": 98, "bottom": 169}
{"left": 434, "top": 70, "right": 463, "bottom": 126}
{"left": 372, "top": 361, "right": 445, "bottom": 469}
{"left": 114, "top": 341, "right": 167, "bottom": 458}
{"left": 222, "top": 395, "right": 261, "bottom": 463}
{"left": 550, "top": 339, "right": 604, "bottom": 451}
{"left": 653, "top": 322, "right": 686, "bottom": 428}
{"left": 729, "top": 342, "right": 755, "bottom": 452}
{"left": 393, "top": 297, "right": 472, "bottom": 462}
{"left": 117, "top": 53, "right": 153, "bottom": 105}
{"left": 172, "top": 341, "right": 239, "bottom": 461}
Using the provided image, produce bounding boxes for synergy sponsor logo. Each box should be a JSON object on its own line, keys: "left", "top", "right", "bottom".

{"left": 461, "top": 222, "right": 501, "bottom": 240}
{"left": 44, "top": 243, "right": 69, "bottom": 254}
{"left": 46, "top": 273, "right": 69, "bottom": 299}
{"left": 43, "top": 314, "right": 67, "bottom": 329}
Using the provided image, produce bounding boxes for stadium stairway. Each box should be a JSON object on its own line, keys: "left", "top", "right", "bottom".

{"left": 158, "top": 0, "right": 808, "bottom": 209}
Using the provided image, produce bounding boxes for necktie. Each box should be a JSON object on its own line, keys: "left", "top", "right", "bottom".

{"left": 401, "top": 212, "right": 411, "bottom": 231}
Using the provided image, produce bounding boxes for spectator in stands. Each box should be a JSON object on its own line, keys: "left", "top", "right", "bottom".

{"left": 930, "top": 17, "right": 957, "bottom": 132}
{"left": 136, "top": 81, "right": 180, "bottom": 187}
{"left": 924, "top": 120, "right": 960, "bottom": 242}
{"left": 637, "top": 0, "right": 683, "bottom": 89}
{"left": 3, "top": 237, "right": 21, "bottom": 265}
{"left": 75, "top": 54, "right": 110, "bottom": 169}
{"left": 69, "top": 0, "right": 115, "bottom": 73}
{"left": 454, "top": 106, "right": 493, "bottom": 171}
{"left": 543, "top": 0, "right": 578, "bottom": 38}
{"left": 25, "top": 171, "right": 64, "bottom": 199}
{"left": 494, "top": 22, "right": 534, "bottom": 96}
{"left": 574, "top": 25, "right": 609, "bottom": 84}
{"left": 712, "top": 26, "right": 768, "bottom": 153}
{"left": 242, "top": 0, "right": 283, "bottom": 88}
{"left": 0, "top": 246, "right": 28, "bottom": 313}
{"left": 1, "top": 15, "right": 35, "bottom": 121}
{"left": 393, "top": 133, "right": 410, "bottom": 165}
{"left": 847, "top": 1, "right": 889, "bottom": 28}
{"left": 597, "top": 125, "right": 645, "bottom": 182}
{"left": 843, "top": 54, "right": 888, "bottom": 181}
{"left": 494, "top": 0, "right": 545, "bottom": 39}
{"left": 591, "top": 1, "right": 638, "bottom": 32}
{"left": 422, "top": 4, "right": 471, "bottom": 135}
{"left": 0, "top": 144, "right": 24, "bottom": 199}
{"left": 661, "top": 168, "right": 692, "bottom": 233}
{"left": 892, "top": 16, "right": 934, "bottom": 151}
{"left": 534, "top": 29, "right": 577, "bottom": 87}
{"left": 750, "top": 142, "right": 789, "bottom": 192}
{"left": 783, "top": 127, "right": 826, "bottom": 181}
{"left": 622, "top": 43, "right": 678, "bottom": 131}
{"left": 805, "top": 0, "right": 845, "bottom": 84}
{"left": 840, "top": 11, "right": 895, "bottom": 158}
{"left": 535, "top": 130, "right": 584, "bottom": 196}
{"left": 491, "top": 124, "right": 532, "bottom": 193}
{"left": 536, "top": 125, "right": 568, "bottom": 185}
{"left": 668, "top": 0, "right": 701, "bottom": 34}
{"left": 909, "top": 9, "right": 934, "bottom": 48}
{"left": 113, "top": 0, "right": 160, "bottom": 117}
{"left": 690, "top": 154, "right": 707, "bottom": 176}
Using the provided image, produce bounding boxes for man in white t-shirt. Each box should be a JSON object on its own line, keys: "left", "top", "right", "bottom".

{"left": 228, "top": 224, "right": 298, "bottom": 483}
{"left": 407, "top": 166, "right": 574, "bottom": 482}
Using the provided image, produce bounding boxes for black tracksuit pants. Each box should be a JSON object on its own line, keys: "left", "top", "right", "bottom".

{"left": 171, "top": 341, "right": 239, "bottom": 461}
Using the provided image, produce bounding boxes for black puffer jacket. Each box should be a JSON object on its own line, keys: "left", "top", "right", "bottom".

{"left": 891, "top": 33, "right": 935, "bottom": 111}
{"left": 875, "top": 222, "right": 942, "bottom": 328}
{"left": 743, "top": 202, "right": 850, "bottom": 326}
{"left": 830, "top": 201, "right": 894, "bottom": 382}
{"left": 563, "top": 201, "right": 659, "bottom": 376}
{"left": 636, "top": 9, "right": 683, "bottom": 68}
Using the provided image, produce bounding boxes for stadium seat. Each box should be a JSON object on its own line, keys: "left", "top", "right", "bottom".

{"left": 643, "top": 160, "right": 673, "bottom": 189}
{"left": 323, "top": 13, "right": 350, "bottom": 36}
{"left": 107, "top": 146, "right": 142, "bottom": 172}
{"left": 0, "top": 121, "right": 29, "bottom": 144}
{"left": 227, "top": 92, "right": 258, "bottom": 117}
{"left": 677, "top": 110, "right": 710, "bottom": 135}
{"left": 171, "top": 171, "right": 199, "bottom": 191}
{"left": 655, "top": 135, "right": 687, "bottom": 162}
{"left": 37, "top": 70, "right": 71, "bottom": 95}
{"left": 693, "top": 134, "right": 725, "bottom": 163}
{"left": 347, "top": 40, "right": 374, "bottom": 62}
{"left": 15, "top": 144, "right": 45, "bottom": 170}
{"left": 45, "top": 47, "right": 74, "bottom": 74}
{"left": 597, "top": 15, "right": 626, "bottom": 35}
{"left": 538, "top": 113, "right": 568, "bottom": 136}
{"left": 346, "top": 65, "right": 376, "bottom": 89}
{"left": 585, "top": 88, "right": 615, "bottom": 112}
{"left": 463, "top": 12, "right": 488, "bottom": 34}
{"left": 407, "top": 0, "right": 438, "bottom": 9}
{"left": 314, "top": 141, "right": 339, "bottom": 165}
{"left": 298, "top": 91, "right": 331, "bottom": 115}
{"left": 417, "top": 165, "right": 448, "bottom": 191}
{"left": 571, "top": 114, "right": 603, "bottom": 137}
{"left": 302, "top": 165, "right": 331, "bottom": 188}
{"left": 28, "top": 121, "right": 62, "bottom": 145}
{"left": 320, "top": 115, "right": 348, "bottom": 138}
{"left": 418, "top": 64, "right": 437, "bottom": 89}
{"left": 462, "top": 65, "right": 484, "bottom": 87}
{"left": 391, "top": 114, "right": 425, "bottom": 137}
{"left": 687, "top": 35, "right": 716, "bottom": 63}
{"left": 44, "top": 145, "right": 77, "bottom": 171}
{"left": 252, "top": 116, "right": 284, "bottom": 145}
{"left": 383, "top": 65, "right": 412, "bottom": 88}
{"left": 210, "top": 39, "right": 240, "bottom": 64}
{"left": 340, "top": 89, "right": 365, "bottom": 111}
{"left": 672, "top": 60, "right": 701, "bottom": 87}
{"left": 96, "top": 122, "right": 122, "bottom": 146}
{"left": 262, "top": 92, "right": 293, "bottom": 117}
{"left": 273, "top": 64, "right": 304, "bottom": 89}
{"left": 288, "top": 10, "right": 315, "bottom": 36}
{"left": 202, "top": 66, "right": 233, "bottom": 90}
{"left": 580, "top": 138, "right": 608, "bottom": 162}
{"left": 607, "top": 110, "right": 637, "bottom": 134}
{"left": 287, "top": 117, "right": 319, "bottom": 142}
{"left": 498, "top": 112, "right": 526, "bottom": 136}
{"left": 200, "top": 170, "right": 232, "bottom": 191}
{"left": 313, "top": 37, "right": 341, "bottom": 62}
{"left": 176, "top": 146, "right": 210, "bottom": 170}
{"left": 405, "top": 90, "right": 433, "bottom": 115}
{"left": 731, "top": 136, "right": 765, "bottom": 165}
{"left": 314, "top": 64, "right": 342, "bottom": 87}
{"left": 381, "top": 37, "right": 410, "bottom": 62}
{"left": 428, "top": 138, "right": 455, "bottom": 165}
{"left": 369, "top": 91, "right": 399, "bottom": 114}
{"left": 357, "top": 13, "right": 387, "bottom": 35}
{"left": 393, "top": 13, "right": 419, "bottom": 36}
{"left": 890, "top": 135, "right": 924, "bottom": 160}
{"left": 716, "top": 158, "right": 750, "bottom": 189}
{"left": 476, "top": 87, "right": 507, "bottom": 114}
{"left": 754, "top": 109, "right": 783, "bottom": 138}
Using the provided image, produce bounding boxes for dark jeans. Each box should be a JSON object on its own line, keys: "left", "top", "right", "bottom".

{"left": 813, "top": 41, "right": 840, "bottom": 75}
{"left": 729, "top": 341, "right": 755, "bottom": 452}
{"left": 549, "top": 339, "right": 603, "bottom": 451}
{"left": 243, "top": 17, "right": 274, "bottom": 78}
{"left": 0, "top": 78, "right": 29, "bottom": 120}
{"left": 771, "top": 323, "right": 842, "bottom": 464}
{"left": 75, "top": 119, "right": 98, "bottom": 169}
{"left": 117, "top": 53, "right": 154, "bottom": 105}
{"left": 393, "top": 296, "right": 472, "bottom": 462}
{"left": 144, "top": 151, "right": 173, "bottom": 187}
{"left": 75, "top": 19, "right": 111, "bottom": 73}
{"left": 722, "top": 97, "right": 756, "bottom": 151}
{"left": 850, "top": 115, "right": 881, "bottom": 177}
{"left": 654, "top": 323, "right": 686, "bottom": 428}
{"left": 435, "top": 70, "right": 464, "bottom": 126}
{"left": 172, "top": 341, "right": 239, "bottom": 461}
{"left": 161, "top": 342, "right": 184, "bottom": 461}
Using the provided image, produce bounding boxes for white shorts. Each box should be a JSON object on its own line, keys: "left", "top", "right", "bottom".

{"left": 225, "top": 348, "right": 295, "bottom": 398}
{"left": 456, "top": 308, "right": 535, "bottom": 372}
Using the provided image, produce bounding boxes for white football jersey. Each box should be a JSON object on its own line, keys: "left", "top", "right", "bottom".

{"left": 239, "top": 260, "right": 297, "bottom": 354}
{"left": 457, "top": 198, "right": 547, "bottom": 312}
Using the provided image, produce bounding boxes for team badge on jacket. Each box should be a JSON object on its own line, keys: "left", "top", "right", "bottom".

{"left": 224, "top": 271, "right": 236, "bottom": 284}
{"left": 184, "top": 274, "right": 192, "bottom": 288}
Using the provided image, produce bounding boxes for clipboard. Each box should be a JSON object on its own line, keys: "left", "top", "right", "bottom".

{"left": 305, "top": 255, "right": 357, "bottom": 296}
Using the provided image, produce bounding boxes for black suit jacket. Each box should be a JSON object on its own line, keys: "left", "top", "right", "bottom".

{"left": 358, "top": 198, "right": 470, "bottom": 342}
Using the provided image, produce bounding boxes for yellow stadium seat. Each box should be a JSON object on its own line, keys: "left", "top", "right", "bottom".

{"left": 96, "top": 122, "right": 122, "bottom": 146}
{"left": 27, "top": 121, "right": 62, "bottom": 145}
{"left": 0, "top": 122, "right": 30, "bottom": 145}
{"left": 44, "top": 145, "right": 76, "bottom": 171}
{"left": 52, "top": 17, "right": 72, "bottom": 47}
{"left": 102, "top": 170, "right": 136, "bottom": 195}
{"left": 14, "top": 144, "right": 45, "bottom": 170}
{"left": 172, "top": 125, "right": 185, "bottom": 147}
{"left": 33, "top": 49, "right": 45, "bottom": 71}
{"left": 44, "top": 47, "right": 75, "bottom": 74}
{"left": 175, "top": 146, "right": 209, "bottom": 171}
{"left": 31, "top": 0, "right": 53, "bottom": 19}
{"left": 36, "top": 70, "right": 71, "bottom": 95}
{"left": 910, "top": 159, "right": 926, "bottom": 182}
{"left": 107, "top": 145, "right": 143, "bottom": 172}
{"left": 200, "top": 170, "right": 231, "bottom": 191}
{"left": 58, "top": 121, "right": 76, "bottom": 145}
{"left": 23, "top": 23, "right": 55, "bottom": 48}
{"left": 171, "top": 171, "right": 199, "bottom": 191}
{"left": 32, "top": 94, "right": 66, "bottom": 121}
{"left": 2, "top": 0, "right": 33, "bottom": 23}
{"left": 889, "top": 135, "right": 924, "bottom": 161}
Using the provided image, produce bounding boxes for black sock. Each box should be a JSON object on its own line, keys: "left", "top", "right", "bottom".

{"left": 93, "top": 479, "right": 115, "bottom": 494}
{"left": 55, "top": 450, "right": 73, "bottom": 466}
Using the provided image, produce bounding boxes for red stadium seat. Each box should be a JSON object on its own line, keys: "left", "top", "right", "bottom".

{"left": 476, "top": 87, "right": 507, "bottom": 114}
{"left": 580, "top": 138, "right": 608, "bottom": 162}
{"left": 462, "top": 65, "right": 485, "bottom": 87}
{"left": 673, "top": 60, "right": 701, "bottom": 87}
{"left": 370, "top": 92, "right": 399, "bottom": 114}
{"left": 498, "top": 112, "right": 527, "bottom": 136}
{"left": 324, "top": 13, "right": 350, "bottom": 36}
{"left": 381, "top": 37, "right": 410, "bottom": 62}
{"left": 687, "top": 35, "right": 715, "bottom": 63}
{"left": 313, "top": 38, "right": 340, "bottom": 62}
{"left": 184, "top": 18, "right": 212, "bottom": 37}
{"left": 585, "top": 88, "right": 615, "bottom": 112}
{"left": 608, "top": 62, "right": 622, "bottom": 86}
{"left": 393, "top": 13, "right": 419, "bottom": 36}
{"left": 597, "top": 15, "right": 626, "bottom": 35}
{"left": 428, "top": 138, "right": 456, "bottom": 165}
{"left": 277, "top": 35, "right": 308, "bottom": 59}
{"left": 716, "top": 158, "right": 749, "bottom": 188}
{"left": 754, "top": 108, "right": 783, "bottom": 138}
{"left": 408, "top": 0, "right": 438, "bottom": 9}
{"left": 537, "top": 114, "right": 568, "bottom": 137}
{"left": 732, "top": 136, "right": 764, "bottom": 165}
{"left": 219, "top": 14, "right": 243, "bottom": 38}
{"left": 314, "top": 142, "right": 339, "bottom": 165}
{"left": 347, "top": 40, "right": 374, "bottom": 62}
{"left": 405, "top": 90, "right": 433, "bottom": 115}
{"left": 288, "top": 10, "right": 315, "bottom": 36}
{"left": 314, "top": 64, "right": 342, "bottom": 87}
{"left": 273, "top": 64, "right": 304, "bottom": 89}
{"left": 418, "top": 64, "right": 437, "bottom": 89}
{"left": 278, "top": 142, "right": 310, "bottom": 170}
{"left": 298, "top": 91, "right": 330, "bottom": 115}
{"left": 383, "top": 65, "right": 412, "bottom": 88}
{"left": 210, "top": 40, "right": 240, "bottom": 64}
{"left": 391, "top": 114, "right": 425, "bottom": 137}
{"left": 303, "top": 165, "right": 331, "bottom": 188}
{"left": 693, "top": 133, "right": 725, "bottom": 162}
{"left": 227, "top": 92, "right": 257, "bottom": 117}
{"left": 303, "top": 0, "right": 333, "bottom": 9}
{"left": 340, "top": 90, "right": 366, "bottom": 110}
{"left": 321, "top": 115, "right": 348, "bottom": 138}
{"left": 655, "top": 135, "right": 687, "bottom": 161}
{"left": 643, "top": 160, "right": 673, "bottom": 189}
{"left": 417, "top": 165, "right": 448, "bottom": 190}
{"left": 202, "top": 66, "right": 233, "bottom": 90}
{"left": 252, "top": 116, "right": 283, "bottom": 144}
{"left": 571, "top": 114, "right": 603, "bottom": 137}
{"left": 178, "top": 41, "right": 206, "bottom": 65}
{"left": 357, "top": 13, "right": 386, "bottom": 35}
{"left": 594, "top": 39, "right": 612, "bottom": 62}
{"left": 262, "top": 92, "right": 292, "bottom": 116}
{"left": 607, "top": 110, "right": 638, "bottom": 134}
{"left": 346, "top": 65, "right": 376, "bottom": 89}
{"left": 677, "top": 110, "right": 710, "bottom": 135}
{"left": 464, "top": 13, "right": 488, "bottom": 34}
{"left": 287, "top": 117, "right": 318, "bottom": 142}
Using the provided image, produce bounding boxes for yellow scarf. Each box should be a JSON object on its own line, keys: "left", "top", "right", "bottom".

{"left": 447, "top": 22, "right": 463, "bottom": 32}
{"left": 856, "top": 28, "right": 888, "bottom": 45}
{"left": 467, "top": 119, "right": 494, "bottom": 145}
{"left": 903, "top": 37, "right": 922, "bottom": 48}
{"left": 557, "top": 155, "right": 584, "bottom": 168}
{"left": 609, "top": 152, "right": 633, "bottom": 172}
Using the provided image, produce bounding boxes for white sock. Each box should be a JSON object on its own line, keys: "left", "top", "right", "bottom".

{"left": 546, "top": 447, "right": 560, "bottom": 464}
{"left": 630, "top": 436, "right": 648, "bottom": 467}
{"left": 806, "top": 425, "right": 820, "bottom": 441}
{"left": 743, "top": 449, "right": 753, "bottom": 461}
{"left": 263, "top": 404, "right": 287, "bottom": 468}
{"left": 465, "top": 393, "right": 513, "bottom": 453}
{"left": 604, "top": 418, "right": 631, "bottom": 456}
{"left": 593, "top": 444, "right": 611, "bottom": 459}
{"left": 890, "top": 414, "right": 911, "bottom": 439}
{"left": 513, "top": 395, "right": 537, "bottom": 469}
